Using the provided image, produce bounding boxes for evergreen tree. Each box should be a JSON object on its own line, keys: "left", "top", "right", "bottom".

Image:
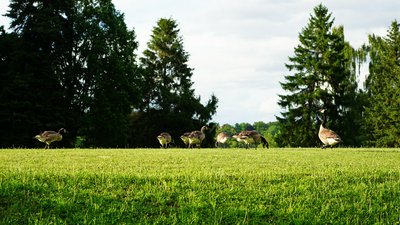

{"left": 74, "top": 0, "right": 140, "bottom": 147}
{"left": 364, "top": 21, "right": 400, "bottom": 147}
{"left": 0, "top": 27, "right": 25, "bottom": 147}
{"left": 1, "top": 0, "right": 74, "bottom": 147}
{"left": 1, "top": 0, "right": 140, "bottom": 148}
{"left": 276, "top": 4, "right": 360, "bottom": 147}
{"left": 330, "top": 26, "right": 364, "bottom": 146}
{"left": 132, "top": 18, "right": 218, "bottom": 147}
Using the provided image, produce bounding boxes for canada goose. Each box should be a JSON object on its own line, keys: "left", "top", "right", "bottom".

{"left": 318, "top": 109, "right": 342, "bottom": 149}
{"left": 34, "top": 128, "right": 67, "bottom": 149}
{"left": 234, "top": 130, "right": 268, "bottom": 149}
{"left": 235, "top": 132, "right": 255, "bottom": 149}
{"left": 180, "top": 132, "right": 191, "bottom": 148}
{"left": 232, "top": 134, "right": 246, "bottom": 148}
{"left": 215, "top": 132, "right": 230, "bottom": 148}
{"left": 188, "top": 125, "right": 208, "bottom": 148}
{"left": 157, "top": 132, "right": 172, "bottom": 148}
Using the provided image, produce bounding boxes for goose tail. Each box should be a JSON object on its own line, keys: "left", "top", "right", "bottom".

{"left": 260, "top": 136, "right": 269, "bottom": 149}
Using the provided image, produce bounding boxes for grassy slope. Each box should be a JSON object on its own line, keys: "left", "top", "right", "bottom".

{"left": 1, "top": 148, "right": 399, "bottom": 224}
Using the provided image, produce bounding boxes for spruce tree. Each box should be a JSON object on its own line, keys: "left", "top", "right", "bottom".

{"left": 277, "top": 4, "right": 360, "bottom": 147}
{"left": 364, "top": 21, "right": 400, "bottom": 147}
{"left": 133, "top": 18, "right": 218, "bottom": 147}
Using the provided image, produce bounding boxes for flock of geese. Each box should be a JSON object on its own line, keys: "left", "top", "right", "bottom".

{"left": 158, "top": 125, "right": 269, "bottom": 149}
{"left": 33, "top": 109, "right": 342, "bottom": 149}
{"left": 156, "top": 109, "right": 342, "bottom": 149}
{"left": 158, "top": 125, "right": 210, "bottom": 149}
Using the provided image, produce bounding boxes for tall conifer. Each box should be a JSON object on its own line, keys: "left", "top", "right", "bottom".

{"left": 133, "top": 18, "right": 218, "bottom": 147}
{"left": 277, "top": 4, "right": 360, "bottom": 147}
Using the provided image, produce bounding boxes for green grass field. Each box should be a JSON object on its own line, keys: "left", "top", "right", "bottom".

{"left": 1, "top": 148, "right": 399, "bottom": 224}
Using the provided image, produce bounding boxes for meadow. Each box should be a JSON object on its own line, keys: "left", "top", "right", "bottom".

{"left": 1, "top": 148, "right": 399, "bottom": 224}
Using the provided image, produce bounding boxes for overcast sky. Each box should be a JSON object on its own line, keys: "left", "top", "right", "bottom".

{"left": 1, "top": 1, "right": 399, "bottom": 124}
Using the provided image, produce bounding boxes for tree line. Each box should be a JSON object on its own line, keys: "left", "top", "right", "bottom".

{"left": 0, "top": 2, "right": 398, "bottom": 148}
{"left": 276, "top": 4, "right": 400, "bottom": 147}
{"left": 0, "top": 0, "right": 217, "bottom": 148}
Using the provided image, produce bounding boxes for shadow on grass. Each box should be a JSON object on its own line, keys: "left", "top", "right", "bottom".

{"left": 0, "top": 175, "right": 280, "bottom": 224}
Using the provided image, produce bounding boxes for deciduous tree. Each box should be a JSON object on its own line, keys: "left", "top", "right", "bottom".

{"left": 74, "top": 0, "right": 140, "bottom": 147}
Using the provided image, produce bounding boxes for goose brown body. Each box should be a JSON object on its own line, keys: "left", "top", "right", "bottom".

{"left": 180, "top": 132, "right": 191, "bottom": 147}
{"left": 157, "top": 132, "right": 172, "bottom": 148}
{"left": 233, "top": 130, "right": 268, "bottom": 149}
{"left": 34, "top": 128, "right": 66, "bottom": 149}
{"left": 232, "top": 133, "right": 246, "bottom": 147}
{"left": 188, "top": 125, "right": 208, "bottom": 148}
{"left": 215, "top": 132, "right": 230, "bottom": 148}
{"left": 318, "top": 109, "right": 342, "bottom": 149}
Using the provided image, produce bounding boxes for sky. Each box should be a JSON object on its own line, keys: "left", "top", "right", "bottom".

{"left": 1, "top": 0, "right": 399, "bottom": 125}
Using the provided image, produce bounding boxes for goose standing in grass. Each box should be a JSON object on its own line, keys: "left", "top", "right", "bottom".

{"left": 215, "top": 132, "right": 230, "bottom": 148}
{"left": 180, "top": 132, "right": 191, "bottom": 148}
{"left": 157, "top": 132, "right": 172, "bottom": 148}
{"left": 34, "top": 128, "right": 67, "bottom": 149}
{"left": 318, "top": 109, "right": 343, "bottom": 149}
{"left": 188, "top": 125, "right": 208, "bottom": 148}
{"left": 232, "top": 133, "right": 246, "bottom": 148}
{"left": 234, "top": 130, "right": 268, "bottom": 149}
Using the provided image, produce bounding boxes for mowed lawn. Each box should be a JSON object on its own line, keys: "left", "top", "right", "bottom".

{"left": 1, "top": 148, "right": 399, "bottom": 224}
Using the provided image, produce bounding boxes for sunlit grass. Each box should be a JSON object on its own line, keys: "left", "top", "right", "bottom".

{"left": 1, "top": 148, "right": 399, "bottom": 224}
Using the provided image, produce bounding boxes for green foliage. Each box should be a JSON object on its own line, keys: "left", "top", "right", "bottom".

{"left": 0, "top": 0, "right": 74, "bottom": 147}
{"left": 364, "top": 21, "right": 400, "bottom": 147}
{"left": 1, "top": 148, "right": 399, "bottom": 224}
{"left": 0, "top": 28, "right": 25, "bottom": 147}
{"left": 73, "top": 0, "right": 140, "bottom": 147}
{"left": 1, "top": 2, "right": 220, "bottom": 148}
{"left": 262, "top": 121, "right": 280, "bottom": 148}
{"left": 1, "top": 0, "right": 142, "bottom": 148}
{"left": 2, "top": 1, "right": 399, "bottom": 148}
{"left": 277, "top": 4, "right": 362, "bottom": 147}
